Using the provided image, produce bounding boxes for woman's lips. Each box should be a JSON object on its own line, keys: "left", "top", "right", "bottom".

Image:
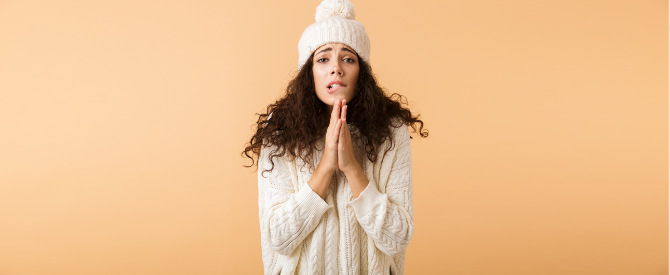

{"left": 327, "top": 85, "right": 344, "bottom": 94}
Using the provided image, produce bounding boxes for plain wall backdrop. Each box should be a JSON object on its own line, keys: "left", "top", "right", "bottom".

{"left": 0, "top": 0, "right": 667, "bottom": 274}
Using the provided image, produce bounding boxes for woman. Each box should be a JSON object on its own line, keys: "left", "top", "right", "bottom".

{"left": 243, "top": 0, "right": 428, "bottom": 274}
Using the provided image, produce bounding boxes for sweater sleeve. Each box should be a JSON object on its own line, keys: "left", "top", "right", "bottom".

{"left": 346, "top": 123, "right": 414, "bottom": 256}
{"left": 257, "top": 142, "right": 333, "bottom": 256}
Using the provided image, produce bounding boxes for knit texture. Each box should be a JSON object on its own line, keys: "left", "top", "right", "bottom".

{"left": 258, "top": 119, "right": 414, "bottom": 274}
{"left": 297, "top": 0, "right": 370, "bottom": 70}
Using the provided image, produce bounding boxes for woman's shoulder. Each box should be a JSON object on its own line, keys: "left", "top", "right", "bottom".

{"left": 389, "top": 116, "right": 405, "bottom": 128}
{"left": 388, "top": 116, "right": 409, "bottom": 137}
{"left": 372, "top": 117, "right": 410, "bottom": 153}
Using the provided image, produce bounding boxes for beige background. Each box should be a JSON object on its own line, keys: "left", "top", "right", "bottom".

{"left": 0, "top": 0, "right": 667, "bottom": 274}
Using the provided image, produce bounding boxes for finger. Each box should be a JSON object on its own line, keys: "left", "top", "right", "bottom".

{"left": 330, "top": 99, "right": 340, "bottom": 123}
{"left": 339, "top": 119, "right": 347, "bottom": 140}
{"left": 341, "top": 104, "right": 347, "bottom": 121}
{"left": 334, "top": 119, "right": 342, "bottom": 142}
{"left": 335, "top": 99, "right": 342, "bottom": 122}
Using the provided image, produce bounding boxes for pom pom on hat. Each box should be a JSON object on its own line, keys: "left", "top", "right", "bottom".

{"left": 297, "top": 0, "right": 370, "bottom": 70}
{"left": 315, "top": 0, "right": 355, "bottom": 21}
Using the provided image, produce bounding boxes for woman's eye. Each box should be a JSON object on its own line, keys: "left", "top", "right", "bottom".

{"left": 344, "top": 58, "right": 355, "bottom": 63}
{"left": 317, "top": 58, "right": 327, "bottom": 63}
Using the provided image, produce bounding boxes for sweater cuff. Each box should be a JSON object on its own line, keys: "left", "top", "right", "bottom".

{"left": 347, "top": 181, "right": 386, "bottom": 217}
{"left": 295, "top": 184, "right": 332, "bottom": 218}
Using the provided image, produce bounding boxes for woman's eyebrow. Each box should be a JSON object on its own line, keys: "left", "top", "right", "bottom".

{"left": 341, "top": 48, "right": 356, "bottom": 55}
{"left": 315, "top": 47, "right": 357, "bottom": 56}
{"left": 315, "top": 47, "right": 333, "bottom": 56}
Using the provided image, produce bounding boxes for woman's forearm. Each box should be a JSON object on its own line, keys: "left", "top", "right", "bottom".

{"left": 344, "top": 164, "right": 369, "bottom": 199}
{"left": 308, "top": 163, "right": 334, "bottom": 200}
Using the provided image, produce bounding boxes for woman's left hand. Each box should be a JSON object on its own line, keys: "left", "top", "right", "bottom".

{"left": 337, "top": 99, "right": 361, "bottom": 174}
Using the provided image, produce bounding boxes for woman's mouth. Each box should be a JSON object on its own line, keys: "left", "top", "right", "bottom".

{"left": 327, "top": 83, "right": 345, "bottom": 94}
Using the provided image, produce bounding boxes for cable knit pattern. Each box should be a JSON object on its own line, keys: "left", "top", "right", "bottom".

{"left": 258, "top": 119, "right": 413, "bottom": 274}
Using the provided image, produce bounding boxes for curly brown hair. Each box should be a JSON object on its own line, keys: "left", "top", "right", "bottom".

{"left": 243, "top": 52, "right": 428, "bottom": 177}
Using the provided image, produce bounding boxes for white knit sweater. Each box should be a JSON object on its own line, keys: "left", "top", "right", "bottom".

{"left": 257, "top": 119, "right": 414, "bottom": 274}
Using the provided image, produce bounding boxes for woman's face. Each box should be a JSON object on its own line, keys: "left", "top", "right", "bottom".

{"left": 312, "top": 43, "right": 359, "bottom": 109}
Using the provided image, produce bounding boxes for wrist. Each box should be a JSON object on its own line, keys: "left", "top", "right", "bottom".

{"left": 317, "top": 162, "right": 336, "bottom": 175}
{"left": 342, "top": 163, "right": 363, "bottom": 177}
{"left": 343, "top": 163, "right": 369, "bottom": 199}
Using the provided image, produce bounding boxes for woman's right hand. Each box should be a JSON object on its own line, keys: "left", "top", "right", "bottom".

{"left": 319, "top": 98, "right": 343, "bottom": 174}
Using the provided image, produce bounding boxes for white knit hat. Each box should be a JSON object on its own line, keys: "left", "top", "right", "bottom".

{"left": 297, "top": 0, "right": 370, "bottom": 70}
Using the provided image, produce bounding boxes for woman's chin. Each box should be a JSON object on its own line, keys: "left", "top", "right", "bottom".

{"left": 318, "top": 93, "right": 351, "bottom": 106}
{"left": 332, "top": 95, "right": 352, "bottom": 103}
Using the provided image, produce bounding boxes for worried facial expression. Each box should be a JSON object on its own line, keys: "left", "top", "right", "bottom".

{"left": 312, "top": 43, "right": 359, "bottom": 108}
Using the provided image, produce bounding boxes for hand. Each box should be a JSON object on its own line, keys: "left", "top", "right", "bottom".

{"left": 337, "top": 99, "right": 360, "bottom": 174}
{"left": 319, "top": 98, "right": 343, "bottom": 174}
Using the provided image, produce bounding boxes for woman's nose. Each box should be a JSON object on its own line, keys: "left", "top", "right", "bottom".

{"left": 330, "top": 64, "right": 343, "bottom": 76}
